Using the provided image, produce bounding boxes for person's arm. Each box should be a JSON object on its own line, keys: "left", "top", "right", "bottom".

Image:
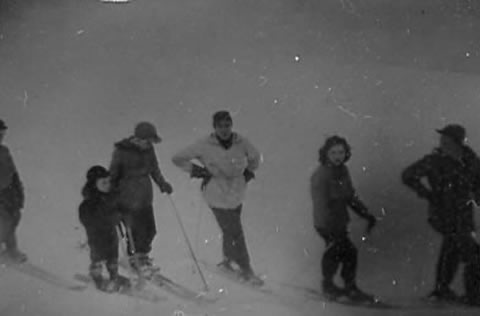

{"left": 149, "top": 148, "right": 172, "bottom": 194}
{"left": 5, "top": 149, "right": 24, "bottom": 210}
{"left": 310, "top": 168, "right": 329, "bottom": 212}
{"left": 10, "top": 172, "right": 24, "bottom": 210}
{"left": 401, "top": 155, "right": 435, "bottom": 201}
{"left": 242, "top": 137, "right": 261, "bottom": 182}
{"left": 109, "top": 148, "right": 123, "bottom": 191}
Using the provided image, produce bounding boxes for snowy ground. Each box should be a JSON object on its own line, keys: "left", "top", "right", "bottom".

{"left": 1, "top": 0, "right": 480, "bottom": 315}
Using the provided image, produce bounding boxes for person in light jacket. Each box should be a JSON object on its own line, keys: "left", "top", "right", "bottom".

{"left": 172, "top": 110, "right": 263, "bottom": 286}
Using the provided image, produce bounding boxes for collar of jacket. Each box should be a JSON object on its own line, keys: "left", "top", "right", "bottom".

{"left": 207, "top": 132, "right": 241, "bottom": 146}
{"left": 115, "top": 137, "right": 153, "bottom": 152}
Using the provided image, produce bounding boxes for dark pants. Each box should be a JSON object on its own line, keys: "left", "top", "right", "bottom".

{"left": 211, "top": 205, "right": 252, "bottom": 273}
{"left": 0, "top": 205, "right": 21, "bottom": 252}
{"left": 435, "top": 233, "right": 480, "bottom": 298}
{"left": 316, "top": 228, "right": 358, "bottom": 287}
{"left": 126, "top": 205, "right": 157, "bottom": 255}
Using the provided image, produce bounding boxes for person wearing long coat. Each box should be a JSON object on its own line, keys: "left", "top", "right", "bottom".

{"left": 109, "top": 122, "right": 173, "bottom": 270}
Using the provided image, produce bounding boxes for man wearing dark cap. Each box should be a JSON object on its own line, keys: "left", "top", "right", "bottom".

{"left": 109, "top": 122, "right": 173, "bottom": 273}
{"left": 0, "top": 119, "right": 27, "bottom": 263}
{"left": 402, "top": 124, "right": 480, "bottom": 306}
{"left": 172, "top": 110, "right": 264, "bottom": 286}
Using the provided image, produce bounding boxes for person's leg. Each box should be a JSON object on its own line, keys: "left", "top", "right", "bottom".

{"left": 430, "top": 234, "right": 460, "bottom": 300}
{"left": 2, "top": 209, "right": 26, "bottom": 262}
{"left": 316, "top": 228, "right": 344, "bottom": 298}
{"left": 211, "top": 207, "right": 236, "bottom": 266}
{"left": 89, "top": 249, "right": 106, "bottom": 290}
{"left": 458, "top": 234, "right": 480, "bottom": 305}
{"left": 129, "top": 205, "right": 157, "bottom": 268}
{"left": 335, "top": 233, "right": 374, "bottom": 301}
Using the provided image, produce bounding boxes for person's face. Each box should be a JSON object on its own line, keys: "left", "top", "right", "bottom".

{"left": 214, "top": 119, "right": 233, "bottom": 140}
{"left": 134, "top": 137, "right": 152, "bottom": 149}
{"left": 0, "top": 130, "right": 5, "bottom": 144}
{"left": 327, "top": 144, "right": 347, "bottom": 166}
{"left": 96, "top": 176, "right": 111, "bottom": 193}
{"left": 439, "top": 134, "right": 460, "bottom": 155}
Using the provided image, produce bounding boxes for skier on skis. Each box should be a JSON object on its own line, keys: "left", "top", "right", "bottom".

{"left": 310, "top": 135, "right": 377, "bottom": 302}
{"left": 109, "top": 122, "right": 173, "bottom": 273}
{"left": 0, "top": 119, "right": 27, "bottom": 263}
{"left": 402, "top": 124, "right": 480, "bottom": 306}
{"left": 79, "top": 165, "right": 130, "bottom": 292}
{"left": 172, "top": 110, "right": 263, "bottom": 286}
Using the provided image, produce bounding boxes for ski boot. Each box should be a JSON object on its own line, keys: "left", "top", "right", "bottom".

{"left": 1, "top": 248, "right": 27, "bottom": 264}
{"left": 105, "top": 275, "right": 131, "bottom": 293}
{"left": 344, "top": 284, "right": 376, "bottom": 303}
{"left": 91, "top": 275, "right": 111, "bottom": 292}
{"left": 239, "top": 268, "right": 265, "bottom": 287}
{"left": 322, "top": 280, "right": 345, "bottom": 301}
{"left": 427, "top": 287, "right": 459, "bottom": 304}
{"left": 217, "top": 259, "right": 235, "bottom": 273}
{"left": 130, "top": 254, "right": 160, "bottom": 278}
{"left": 460, "top": 294, "right": 480, "bottom": 307}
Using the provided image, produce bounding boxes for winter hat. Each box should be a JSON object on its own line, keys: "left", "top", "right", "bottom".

{"left": 212, "top": 111, "right": 232, "bottom": 127}
{"left": 0, "top": 119, "right": 7, "bottom": 130}
{"left": 436, "top": 124, "right": 466, "bottom": 145}
{"left": 134, "top": 122, "right": 161, "bottom": 143}
{"left": 86, "top": 165, "right": 110, "bottom": 183}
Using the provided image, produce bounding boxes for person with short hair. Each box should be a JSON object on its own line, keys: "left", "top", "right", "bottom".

{"left": 402, "top": 124, "right": 480, "bottom": 306}
{"left": 311, "top": 135, "right": 377, "bottom": 302}
{"left": 172, "top": 111, "right": 263, "bottom": 286}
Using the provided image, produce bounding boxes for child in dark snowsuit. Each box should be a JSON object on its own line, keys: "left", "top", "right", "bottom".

{"left": 310, "top": 135, "right": 377, "bottom": 302}
{"left": 79, "top": 166, "right": 129, "bottom": 292}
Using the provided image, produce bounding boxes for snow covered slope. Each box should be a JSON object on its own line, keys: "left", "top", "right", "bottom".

{"left": 1, "top": 0, "right": 480, "bottom": 315}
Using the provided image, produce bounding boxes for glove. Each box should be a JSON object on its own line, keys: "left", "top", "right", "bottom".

{"left": 159, "top": 181, "right": 173, "bottom": 194}
{"left": 190, "top": 164, "right": 212, "bottom": 190}
{"left": 243, "top": 169, "right": 255, "bottom": 183}
{"left": 364, "top": 214, "right": 377, "bottom": 235}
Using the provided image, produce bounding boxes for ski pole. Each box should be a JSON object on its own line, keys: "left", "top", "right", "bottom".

{"left": 167, "top": 195, "right": 209, "bottom": 292}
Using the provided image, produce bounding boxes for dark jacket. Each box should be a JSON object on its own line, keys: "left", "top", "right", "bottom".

{"left": 311, "top": 164, "right": 370, "bottom": 235}
{"left": 79, "top": 192, "right": 119, "bottom": 261}
{"left": 402, "top": 146, "right": 480, "bottom": 235}
{"left": 109, "top": 137, "right": 166, "bottom": 211}
{"left": 0, "top": 145, "right": 24, "bottom": 213}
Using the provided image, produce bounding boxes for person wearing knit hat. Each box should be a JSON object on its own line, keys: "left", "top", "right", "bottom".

{"left": 0, "top": 119, "right": 27, "bottom": 263}
{"left": 402, "top": 124, "right": 480, "bottom": 306}
{"left": 108, "top": 122, "right": 173, "bottom": 273}
{"left": 79, "top": 165, "right": 130, "bottom": 292}
{"left": 172, "top": 110, "right": 264, "bottom": 286}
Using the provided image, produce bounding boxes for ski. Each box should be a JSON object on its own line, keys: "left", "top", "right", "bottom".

{"left": 299, "top": 286, "right": 398, "bottom": 309}
{"left": 199, "top": 260, "right": 273, "bottom": 295}
{"left": 74, "top": 273, "right": 166, "bottom": 303}
{"left": 118, "top": 260, "right": 218, "bottom": 304}
{"left": 0, "top": 257, "right": 86, "bottom": 292}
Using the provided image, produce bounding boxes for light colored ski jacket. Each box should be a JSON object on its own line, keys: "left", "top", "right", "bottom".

{"left": 172, "top": 133, "right": 261, "bottom": 209}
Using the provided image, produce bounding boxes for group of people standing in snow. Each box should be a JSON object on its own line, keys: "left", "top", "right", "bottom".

{"left": 1, "top": 112, "right": 480, "bottom": 305}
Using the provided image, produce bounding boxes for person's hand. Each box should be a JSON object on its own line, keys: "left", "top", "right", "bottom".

{"left": 159, "top": 181, "right": 173, "bottom": 194}
{"left": 243, "top": 169, "right": 255, "bottom": 183}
